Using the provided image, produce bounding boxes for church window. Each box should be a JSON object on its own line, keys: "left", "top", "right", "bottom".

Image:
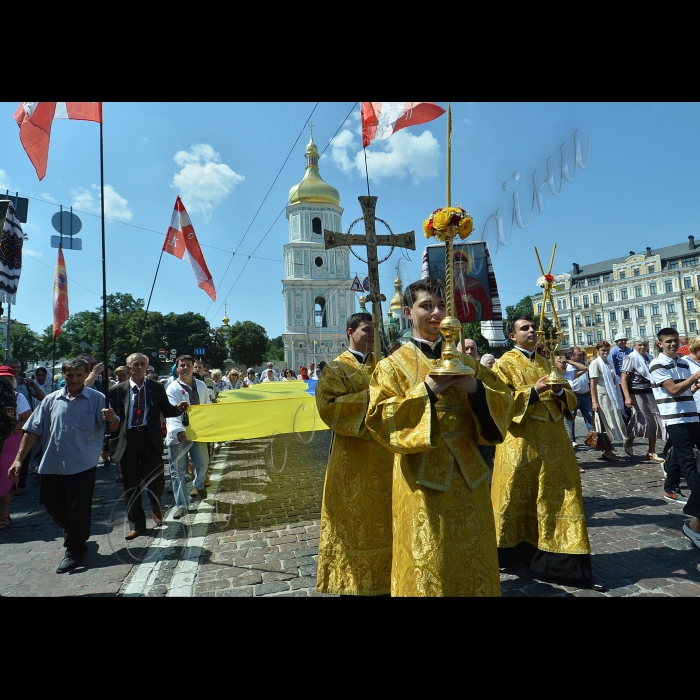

{"left": 315, "top": 297, "right": 327, "bottom": 328}
{"left": 314, "top": 256, "right": 324, "bottom": 268}
{"left": 312, "top": 217, "right": 323, "bottom": 236}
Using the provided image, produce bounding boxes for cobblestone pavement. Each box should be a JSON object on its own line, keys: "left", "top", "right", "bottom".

{"left": 3, "top": 415, "right": 700, "bottom": 596}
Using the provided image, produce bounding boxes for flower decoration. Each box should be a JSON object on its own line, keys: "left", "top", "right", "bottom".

{"left": 535, "top": 272, "right": 571, "bottom": 293}
{"left": 423, "top": 206, "right": 473, "bottom": 241}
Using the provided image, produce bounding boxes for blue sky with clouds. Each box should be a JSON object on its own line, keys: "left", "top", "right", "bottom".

{"left": 1, "top": 102, "right": 698, "bottom": 345}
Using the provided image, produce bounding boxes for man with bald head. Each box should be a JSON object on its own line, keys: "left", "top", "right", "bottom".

{"left": 457, "top": 338, "right": 479, "bottom": 360}
{"left": 108, "top": 352, "right": 188, "bottom": 539}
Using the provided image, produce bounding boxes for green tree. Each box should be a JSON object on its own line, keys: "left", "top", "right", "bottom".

{"left": 228, "top": 321, "right": 269, "bottom": 368}
{"left": 8, "top": 324, "right": 40, "bottom": 366}
{"left": 266, "top": 335, "right": 285, "bottom": 362}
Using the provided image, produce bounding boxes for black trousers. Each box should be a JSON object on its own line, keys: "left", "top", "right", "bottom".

{"left": 498, "top": 542, "right": 593, "bottom": 582}
{"left": 663, "top": 423, "right": 700, "bottom": 494}
{"left": 40, "top": 467, "right": 97, "bottom": 557}
{"left": 121, "top": 428, "right": 165, "bottom": 530}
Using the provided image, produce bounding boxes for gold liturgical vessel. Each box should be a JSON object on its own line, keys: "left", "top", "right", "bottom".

{"left": 534, "top": 244, "right": 569, "bottom": 388}
{"left": 426, "top": 104, "right": 474, "bottom": 377}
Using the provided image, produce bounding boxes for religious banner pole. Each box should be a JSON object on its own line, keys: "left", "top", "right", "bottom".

{"left": 424, "top": 103, "right": 475, "bottom": 376}
{"left": 324, "top": 196, "right": 415, "bottom": 369}
{"left": 99, "top": 118, "right": 109, "bottom": 407}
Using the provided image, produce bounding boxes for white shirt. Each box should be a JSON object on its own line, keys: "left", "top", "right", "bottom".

{"left": 165, "top": 377, "right": 211, "bottom": 445}
{"left": 127, "top": 378, "right": 148, "bottom": 429}
{"left": 649, "top": 354, "right": 699, "bottom": 426}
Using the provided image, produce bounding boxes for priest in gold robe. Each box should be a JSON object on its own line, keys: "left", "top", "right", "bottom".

{"left": 366, "top": 279, "right": 514, "bottom": 597}
{"left": 315, "top": 312, "right": 393, "bottom": 595}
{"left": 492, "top": 315, "right": 602, "bottom": 590}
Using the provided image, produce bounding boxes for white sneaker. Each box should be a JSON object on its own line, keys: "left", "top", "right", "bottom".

{"left": 683, "top": 523, "right": 700, "bottom": 549}
{"left": 172, "top": 507, "right": 187, "bottom": 520}
{"left": 571, "top": 441, "right": 577, "bottom": 449}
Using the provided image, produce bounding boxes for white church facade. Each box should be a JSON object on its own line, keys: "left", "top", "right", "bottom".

{"left": 282, "top": 133, "right": 355, "bottom": 370}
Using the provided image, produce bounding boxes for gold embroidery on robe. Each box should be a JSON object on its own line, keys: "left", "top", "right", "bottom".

{"left": 491, "top": 350, "right": 591, "bottom": 555}
{"left": 315, "top": 351, "right": 393, "bottom": 596}
{"left": 366, "top": 343, "right": 514, "bottom": 597}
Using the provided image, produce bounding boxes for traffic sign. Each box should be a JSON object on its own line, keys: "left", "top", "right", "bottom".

{"left": 151, "top": 352, "right": 157, "bottom": 357}
{"left": 362, "top": 277, "right": 370, "bottom": 292}
{"left": 159, "top": 348, "right": 166, "bottom": 354}
{"left": 51, "top": 235, "right": 82, "bottom": 250}
{"left": 170, "top": 348, "right": 176, "bottom": 354}
{"left": 51, "top": 210, "right": 82, "bottom": 235}
{"left": 350, "top": 275, "right": 363, "bottom": 292}
{"left": 159, "top": 354, "right": 166, "bottom": 360}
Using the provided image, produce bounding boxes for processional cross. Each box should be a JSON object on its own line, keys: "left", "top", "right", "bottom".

{"left": 324, "top": 195, "right": 416, "bottom": 365}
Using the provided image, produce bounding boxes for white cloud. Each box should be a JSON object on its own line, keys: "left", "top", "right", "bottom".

{"left": 171, "top": 143, "right": 244, "bottom": 217}
{"left": 23, "top": 249, "right": 41, "bottom": 257}
{"left": 0, "top": 169, "right": 9, "bottom": 191}
{"left": 72, "top": 184, "right": 133, "bottom": 221}
{"left": 41, "top": 192, "right": 56, "bottom": 202}
{"left": 330, "top": 128, "right": 441, "bottom": 185}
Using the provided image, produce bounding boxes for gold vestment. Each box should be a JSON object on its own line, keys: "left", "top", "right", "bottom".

{"left": 491, "top": 349, "right": 591, "bottom": 555}
{"left": 315, "top": 351, "right": 393, "bottom": 595}
{"left": 366, "top": 342, "right": 513, "bottom": 597}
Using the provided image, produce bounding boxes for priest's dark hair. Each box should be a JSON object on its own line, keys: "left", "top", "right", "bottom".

{"left": 506, "top": 315, "right": 537, "bottom": 337}
{"left": 403, "top": 278, "right": 445, "bottom": 308}
{"left": 347, "top": 312, "right": 373, "bottom": 336}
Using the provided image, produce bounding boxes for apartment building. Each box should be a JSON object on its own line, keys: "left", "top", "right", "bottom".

{"left": 532, "top": 236, "right": 700, "bottom": 353}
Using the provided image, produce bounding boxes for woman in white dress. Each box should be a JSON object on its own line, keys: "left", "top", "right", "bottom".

{"left": 589, "top": 340, "right": 627, "bottom": 461}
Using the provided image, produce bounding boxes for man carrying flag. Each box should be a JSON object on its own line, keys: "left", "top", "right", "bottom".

{"left": 163, "top": 196, "right": 216, "bottom": 300}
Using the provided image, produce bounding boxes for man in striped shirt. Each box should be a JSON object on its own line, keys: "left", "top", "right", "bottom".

{"left": 650, "top": 328, "right": 700, "bottom": 533}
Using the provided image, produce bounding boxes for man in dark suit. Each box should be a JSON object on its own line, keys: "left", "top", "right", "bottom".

{"left": 108, "top": 352, "right": 187, "bottom": 540}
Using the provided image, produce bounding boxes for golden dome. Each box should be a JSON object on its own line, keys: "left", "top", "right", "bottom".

{"left": 389, "top": 277, "right": 403, "bottom": 311}
{"left": 222, "top": 313, "right": 230, "bottom": 326}
{"left": 288, "top": 134, "right": 340, "bottom": 205}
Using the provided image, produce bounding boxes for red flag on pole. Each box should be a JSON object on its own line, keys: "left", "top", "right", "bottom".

{"left": 163, "top": 196, "right": 216, "bottom": 301}
{"left": 361, "top": 102, "right": 446, "bottom": 148}
{"left": 14, "top": 102, "right": 102, "bottom": 180}
{"left": 53, "top": 245, "right": 69, "bottom": 340}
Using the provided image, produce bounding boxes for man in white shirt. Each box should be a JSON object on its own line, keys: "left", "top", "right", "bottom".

{"left": 166, "top": 354, "right": 212, "bottom": 518}
{"left": 564, "top": 346, "right": 593, "bottom": 447}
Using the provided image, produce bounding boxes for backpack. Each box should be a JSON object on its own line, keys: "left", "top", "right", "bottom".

{"left": 0, "top": 377, "right": 18, "bottom": 447}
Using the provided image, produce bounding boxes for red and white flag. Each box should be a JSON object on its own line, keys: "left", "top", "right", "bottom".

{"left": 53, "top": 245, "right": 69, "bottom": 340}
{"left": 14, "top": 102, "right": 102, "bottom": 180}
{"left": 361, "top": 102, "right": 446, "bottom": 148}
{"left": 163, "top": 196, "right": 216, "bottom": 301}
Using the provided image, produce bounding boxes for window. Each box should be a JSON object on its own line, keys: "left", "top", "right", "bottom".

{"left": 595, "top": 312, "right": 601, "bottom": 323}
{"left": 560, "top": 318, "right": 568, "bottom": 328}
{"left": 312, "top": 217, "right": 323, "bottom": 236}
{"left": 639, "top": 326, "right": 646, "bottom": 337}
{"left": 585, "top": 314, "right": 592, "bottom": 325}
{"left": 637, "top": 306, "right": 645, "bottom": 317}
{"left": 577, "top": 333, "right": 583, "bottom": 344}
{"left": 623, "top": 308, "right": 631, "bottom": 320}
{"left": 654, "top": 324, "right": 662, "bottom": 334}
{"left": 634, "top": 268, "right": 640, "bottom": 277}
{"left": 685, "top": 277, "right": 693, "bottom": 289}
{"left": 603, "top": 274, "right": 610, "bottom": 283}
{"left": 652, "top": 303, "right": 660, "bottom": 315}
{"left": 607, "top": 292, "right": 614, "bottom": 302}
{"left": 688, "top": 299, "right": 696, "bottom": 311}
{"left": 557, "top": 299, "right": 562, "bottom": 310}
{"left": 671, "top": 322, "right": 677, "bottom": 329}
{"left": 625, "top": 327, "right": 632, "bottom": 338}
{"left": 648, "top": 264, "right": 655, "bottom": 273}
{"left": 314, "top": 256, "right": 324, "bottom": 267}
{"left": 669, "top": 260, "right": 679, "bottom": 270}
{"left": 665, "top": 281, "right": 673, "bottom": 292}
{"left": 683, "top": 256, "right": 698, "bottom": 267}
{"left": 546, "top": 302, "right": 551, "bottom": 312}
{"left": 583, "top": 295, "right": 589, "bottom": 308}
{"left": 635, "top": 286, "right": 642, "bottom": 297}
{"left": 668, "top": 302, "right": 676, "bottom": 313}
{"left": 650, "top": 283, "right": 657, "bottom": 294}
{"left": 593, "top": 293, "right": 600, "bottom": 304}
{"left": 691, "top": 321, "right": 698, "bottom": 333}
{"left": 573, "top": 297, "right": 580, "bottom": 308}
{"left": 596, "top": 331, "right": 603, "bottom": 341}
{"left": 562, "top": 298, "right": 567, "bottom": 309}
{"left": 314, "top": 296, "right": 327, "bottom": 327}
{"left": 562, "top": 335, "right": 570, "bottom": 346}
{"left": 586, "top": 333, "right": 593, "bottom": 345}
{"left": 537, "top": 303, "right": 542, "bottom": 313}
{"left": 609, "top": 311, "right": 616, "bottom": 322}
{"left": 621, "top": 289, "right": 628, "bottom": 300}
{"left": 619, "top": 270, "right": 626, "bottom": 279}
{"left": 575, "top": 315, "right": 582, "bottom": 327}
{"left": 697, "top": 275, "right": 700, "bottom": 289}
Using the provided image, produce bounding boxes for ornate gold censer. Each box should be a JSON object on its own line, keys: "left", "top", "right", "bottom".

{"left": 534, "top": 244, "right": 569, "bottom": 388}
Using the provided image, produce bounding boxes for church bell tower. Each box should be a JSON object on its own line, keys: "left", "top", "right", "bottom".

{"left": 282, "top": 130, "right": 355, "bottom": 370}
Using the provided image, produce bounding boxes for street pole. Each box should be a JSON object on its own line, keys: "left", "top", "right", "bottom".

{"left": 5, "top": 302, "right": 11, "bottom": 361}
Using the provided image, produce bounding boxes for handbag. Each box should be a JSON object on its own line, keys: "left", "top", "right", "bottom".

{"left": 584, "top": 410, "right": 613, "bottom": 451}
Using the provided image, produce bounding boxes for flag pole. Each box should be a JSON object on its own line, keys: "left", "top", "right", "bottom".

{"left": 99, "top": 117, "right": 109, "bottom": 407}
{"left": 52, "top": 336, "right": 56, "bottom": 391}
{"left": 137, "top": 249, "right": 165, "bottom": 351}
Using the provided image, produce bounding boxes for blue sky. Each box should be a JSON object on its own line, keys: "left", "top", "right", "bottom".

{"left": 1, "top": 102, "right": 698, "bottom": 343}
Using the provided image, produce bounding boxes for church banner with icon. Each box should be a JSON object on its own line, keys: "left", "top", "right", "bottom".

{"left": 421, "top": 241, "right": 508, "bottom": 346}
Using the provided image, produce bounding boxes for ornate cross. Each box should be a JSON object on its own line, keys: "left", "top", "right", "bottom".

{"left": 324, "top": 195, "right": 415, "bottom": 358}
